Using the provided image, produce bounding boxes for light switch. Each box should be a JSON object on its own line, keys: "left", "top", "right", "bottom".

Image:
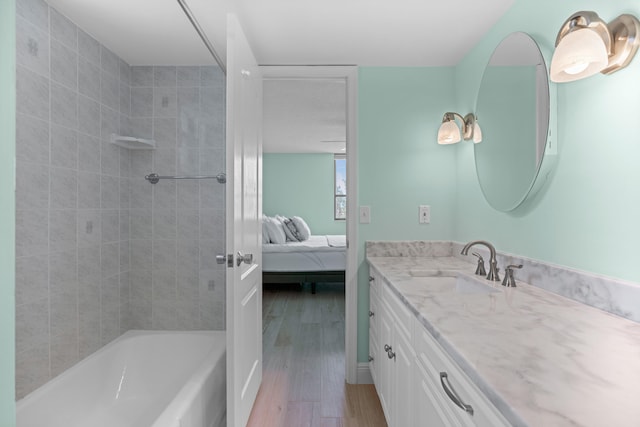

{"left": 419, "top": 205, "right": 430, "bottom": 224}
{"left": 359, "top": 206, "right": 371, "bottom": 224}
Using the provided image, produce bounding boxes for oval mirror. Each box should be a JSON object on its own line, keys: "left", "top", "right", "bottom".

{"left": 474, "top": 32, "right": 555, "bottom": 212}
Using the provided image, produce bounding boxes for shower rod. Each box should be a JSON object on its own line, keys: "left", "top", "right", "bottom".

{"left": 144, "top": 173, "right": 226, "bottom": 184}
{"left": 177, "top": 0, "right": 227, "bottom": 75}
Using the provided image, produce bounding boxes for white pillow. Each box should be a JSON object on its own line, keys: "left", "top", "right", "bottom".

{"left": 264, "top": 216, "right": 286, "bottom": 244}
{"left": 261, "top": 217, "right": 270, "bottom": 244}
{"left": 291, "top": 216, "right": 311, "bottom": 241}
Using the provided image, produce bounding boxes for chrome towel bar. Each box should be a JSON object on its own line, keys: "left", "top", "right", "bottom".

{"left": 144, "top": 173, "right": 226, "bottom": 184}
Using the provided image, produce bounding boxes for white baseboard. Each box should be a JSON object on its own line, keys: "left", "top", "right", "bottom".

{"left": 356, "top": 362, "right": 373, "bottom": 384}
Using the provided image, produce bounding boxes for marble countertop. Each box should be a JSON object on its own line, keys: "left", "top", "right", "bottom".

{"left": 367, "top": 256, "right": 640, "bottom": 427}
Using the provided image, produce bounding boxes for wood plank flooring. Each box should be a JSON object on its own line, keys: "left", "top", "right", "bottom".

{"left": 247, "top": 284, "right": 387, "bottom": 427}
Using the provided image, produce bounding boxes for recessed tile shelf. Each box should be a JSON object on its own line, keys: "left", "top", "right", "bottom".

{"left": 109, "top": 134, "right": 156, "bottom": 150}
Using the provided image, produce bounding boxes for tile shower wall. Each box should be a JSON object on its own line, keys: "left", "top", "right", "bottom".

{"left": 14, "top": 0, "right": 226, "bottom": 399}
{"left": 15, "top": 0, "right": 132, "bottom": 398}
{"left": 128, "top": 65, "right": 226, "bottom": 332}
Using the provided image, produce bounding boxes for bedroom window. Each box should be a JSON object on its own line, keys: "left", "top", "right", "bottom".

{"left": 334, "top": 155, "right": 346, "bottom": 220}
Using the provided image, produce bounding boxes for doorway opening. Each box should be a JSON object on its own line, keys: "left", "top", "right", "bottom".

{"left": 250, "top": 66, "right": 361, "bottom": 424}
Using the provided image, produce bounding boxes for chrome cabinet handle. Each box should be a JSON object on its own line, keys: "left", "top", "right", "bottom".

{"left": 387, "top": 349, "right": 396, "bottom": 360}
{"left": 369, "top": 311, "right": 375, "bottom": 317}
{"left": 368, "top": 356, "right": 374, "bottom": 362}
{"left": 384, "top": 344, "right": 391, "bottom": 352}
{"left": 236, "top": 251, "right": 253, "bottom": 266}
{"left": 369, "top": 276, "right": 374, "bottom": 282}
{"left": 440, "top": 372, "right": 474, "bottom": 415}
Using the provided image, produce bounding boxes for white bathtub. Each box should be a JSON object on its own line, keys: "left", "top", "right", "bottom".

{"left": 16, "top": 330, "right": 226, "bottom": 427}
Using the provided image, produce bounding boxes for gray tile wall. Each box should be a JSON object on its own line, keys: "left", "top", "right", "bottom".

{"left": 14, "top": 0, "right": 225, "bottom": 399}
{"left": 129, "top": 65, "right": 226, "bottom": 332}
{"left": 15, "top": 0, "right": 133, "bottom": 399}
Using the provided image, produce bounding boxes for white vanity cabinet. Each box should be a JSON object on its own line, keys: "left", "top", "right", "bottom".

{"left": 369, "top": 267, "right": 510, "bottom": 427}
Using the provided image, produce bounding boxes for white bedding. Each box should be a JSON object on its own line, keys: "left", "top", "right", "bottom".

{"left": 262, "top": 235, "right": 346, "bottom": 272}
{"left": 263, "top": 235, "right": 346, "bottom": 253}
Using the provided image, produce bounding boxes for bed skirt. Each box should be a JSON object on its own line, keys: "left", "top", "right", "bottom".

{"left": 262, "top": 270, "right": 345, "bottom": 294}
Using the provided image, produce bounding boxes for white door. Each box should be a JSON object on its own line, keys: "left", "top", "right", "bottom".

{"left": 226, "top": 13, "right": 263, "bottom": 427}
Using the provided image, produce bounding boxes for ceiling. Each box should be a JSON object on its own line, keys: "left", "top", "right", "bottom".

{"left": 46, "top": 0, "right": 515, "bottom": 152}
{"left": 263, "top": 79, "right": 346, "bottom": 153}
{"left": 47, "top": 0, "right": 515, "bottom": 67}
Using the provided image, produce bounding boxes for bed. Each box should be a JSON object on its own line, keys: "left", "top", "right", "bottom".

{"left": 262, "top": 235, "right": 346, "bottom": 294}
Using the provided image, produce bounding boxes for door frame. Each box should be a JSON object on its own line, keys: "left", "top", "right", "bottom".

{"left": 260, "top": 65, "right": 359, "bottom": 384}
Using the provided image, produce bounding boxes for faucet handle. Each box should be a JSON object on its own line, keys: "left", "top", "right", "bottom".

{"left": 471, "top": 252, "right": 486, "bottom": 276}
{"left": 502, "top": 265, "right": 523, "bottom": 287}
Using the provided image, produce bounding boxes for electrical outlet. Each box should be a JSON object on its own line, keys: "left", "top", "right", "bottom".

{"left": 419, "top": 205, "right": 430, "bottom": 224}
{"left": 359, "top": 206, "right": 371, "bottom": 224}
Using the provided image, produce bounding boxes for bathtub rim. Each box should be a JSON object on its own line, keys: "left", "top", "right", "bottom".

{"left": 16, "top": 330, "right": 226, "bottom": 412}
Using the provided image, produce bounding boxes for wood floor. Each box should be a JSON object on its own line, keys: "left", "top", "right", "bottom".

{"left": 247, "top": 284, "right": 387, "bottom": 427}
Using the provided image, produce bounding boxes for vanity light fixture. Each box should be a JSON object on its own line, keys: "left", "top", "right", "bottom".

{"left": 550, "top": 11, "right": 640, "bottom": 83}
{"left": 472, "top": 119, "right": 482, "bottom": 144}
{"left": 437, "top": 112, "right": 481, "bottom": 145}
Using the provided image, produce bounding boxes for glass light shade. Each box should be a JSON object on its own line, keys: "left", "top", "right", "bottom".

{"left": 550, "top": 28, "right": 609, "bottom": 82}
{"left": 437, "top": 120, "right": 461, "bottom": 144}
{"left": 472, "top": 121, "right": 482, "bottom": 143}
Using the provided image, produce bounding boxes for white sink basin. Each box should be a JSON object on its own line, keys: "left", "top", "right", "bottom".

{"left": 409, "top": 273, "right": 501, "bottom": 295}
{"left": 454, "top": 275, "right": 501, "bottom": 295}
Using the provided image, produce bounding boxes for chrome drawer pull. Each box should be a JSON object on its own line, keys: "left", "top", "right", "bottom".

{"left": 440, "top": 372, "right": 474, "bottom": 415}
{"left": 384, "top": 344, "right": 392, "bottom": 352}
{"left": 387, "top": 349, "right": 396, "bottom": 360}
{"left": 369, "top": 311, "right": 375, "bottom": 317}
{"left": 369, "top": 276, "right": 375, "bottom": 282}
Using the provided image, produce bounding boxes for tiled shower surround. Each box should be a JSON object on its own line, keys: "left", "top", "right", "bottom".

{"left": 15, "top": 0, "right": 226, "bottom": 398}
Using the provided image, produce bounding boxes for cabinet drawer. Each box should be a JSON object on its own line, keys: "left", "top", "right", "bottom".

{"left": 414, "top": 357, "right": 465, "bottom": 427}
{"left": 383, "top": 285, "right": 412, "bottom": 339}
{"left": 414, "top": 321, "right": 510, "bottom": 427}
{"left": 369, "top": 269, "right": 381, "bottom": 297}
{"left": 369, "top": 290, "right": 379, "bottom": 335}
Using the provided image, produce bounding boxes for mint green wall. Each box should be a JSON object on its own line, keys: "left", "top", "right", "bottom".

{"left": 1, "top": 0, "right": 16, "bottom": 423}
{"left": 454, "top": 0, "right": 640, "bottom": 284}
{"left": 356, "top": 3, "right": 640, "bottom": 364}
{"left": 357, "top": 68, "right": 457, "bottom": 362}
{"left": 263, "top": 153, "right": 346, "bottom": 235}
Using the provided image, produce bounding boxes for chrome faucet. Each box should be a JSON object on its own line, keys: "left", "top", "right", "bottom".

{"left": 461, "top": 240, "right": 500, "bottom": 281}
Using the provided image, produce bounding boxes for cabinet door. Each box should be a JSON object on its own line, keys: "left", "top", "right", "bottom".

{"left": 391, "top": 326, "right": 414, "bottom": 427}
{"left": 369, "top": 329, "right": 379, "bottom": 386}
{"left": 377, "top": 300, "right": 393, "bottom": 422}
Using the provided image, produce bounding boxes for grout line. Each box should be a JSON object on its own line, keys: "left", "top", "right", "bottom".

{"left": 46, "top": 2, "right": 52, "bottom": 381}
